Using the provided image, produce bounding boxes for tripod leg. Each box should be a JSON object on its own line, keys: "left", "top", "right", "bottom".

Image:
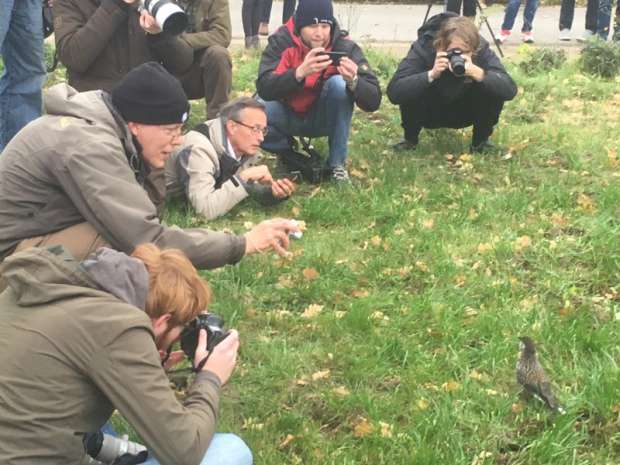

{"left": 423, "top": 3, "right": 433, "bottom": 24}
{"left": 475, "top": 0, "right": 504, "bottom": 57}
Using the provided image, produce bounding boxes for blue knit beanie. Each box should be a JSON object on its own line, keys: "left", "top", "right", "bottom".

{"left": 294, "top": 0, "right": 334, "bottom": 30}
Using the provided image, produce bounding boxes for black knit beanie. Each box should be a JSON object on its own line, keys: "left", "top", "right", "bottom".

{"left": 295, "top": 0, "right": 334, "bottom": 30}
{"left": 111, "top": 62, "right": 189, "bottom": 125}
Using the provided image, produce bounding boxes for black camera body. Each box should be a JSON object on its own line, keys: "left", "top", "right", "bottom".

{"left": 446, "top": 48, "right": 466, "bottom": 77}
{"left": 180, "top": 313, "right": 229, "bottom": 361}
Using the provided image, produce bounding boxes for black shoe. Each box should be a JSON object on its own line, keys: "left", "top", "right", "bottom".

{"left": 470, "top": 139, "right": 502, "bottom": 154}
{"left": 392, "top": 139, "right": 417, "bottom": 152}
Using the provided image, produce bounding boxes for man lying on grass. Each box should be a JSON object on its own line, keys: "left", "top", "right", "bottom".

{"left": 166, "top": 96, "right": 296, "bottom": 220}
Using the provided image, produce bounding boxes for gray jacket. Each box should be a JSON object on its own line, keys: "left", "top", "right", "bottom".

{"left": 166, "top": 118, "right": 280, "bottom": 220}
{"left": 0, "top": 84, "right": 245, "bottom": 268}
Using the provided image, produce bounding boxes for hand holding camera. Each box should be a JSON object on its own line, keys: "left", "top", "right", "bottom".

{"left": 337, "top": 56, "right": 358, "bottom": 85}
{"left": 244, "top": 218, "right": 301, "bottom": 257}
{"left": 295, "top": 48, "right": 332, "bottom": 81}
{"left": 180, "top": 314, "right": 239, "bottom": 384}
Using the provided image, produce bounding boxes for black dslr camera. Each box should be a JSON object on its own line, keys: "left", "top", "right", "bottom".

{"left": 180, "top": 313, "right": 229, "bottom": 361}
{"left": 446, "top": 48, "right": 466, "bottom": 77}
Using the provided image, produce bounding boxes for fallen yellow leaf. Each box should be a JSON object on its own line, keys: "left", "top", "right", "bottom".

{"left": 301, "top": 304, "right": 323, "bottom": 319}
{"left": 442, "top": 380, "right": 461, "bottom": 392}
{"left": 417, "top": 399, "right": 430, "bottom": 410}
{"left": 333, "top": 386, "right": 351, "bottom": 397}
{"left": 379, "top": 421, "right": 393, "bottom": 438}
{"left": 352, "top": 417, "right": 374, "bottom": 438}
{"left": 311, "top": 369, "right": 330, "bottom": 381}
{"left": 278, "top": 434, "right": 296, "bottom": 449}
{"left": 514, "top": 235, "right": 532, "bottom": 252}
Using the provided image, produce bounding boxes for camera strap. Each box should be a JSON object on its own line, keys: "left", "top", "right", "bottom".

{"left": 193, "top": 352, "right": 213, "bottom": 373}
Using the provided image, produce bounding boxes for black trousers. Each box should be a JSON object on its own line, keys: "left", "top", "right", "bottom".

{"left": 559, "top": 0, "right": 599, "bottom": 30}
{"left": 242, "top": 0, "right": 261, "bottom": 37}
{"left": 445, "top": 0, "right": 477, "bottom": 18}
{"left": 399, "top": 83, "right": 505, "bottom": 146}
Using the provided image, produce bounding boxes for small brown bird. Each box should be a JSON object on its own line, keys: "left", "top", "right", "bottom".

{"left": 516, "top": 336, "right": 565, "bottom": 414}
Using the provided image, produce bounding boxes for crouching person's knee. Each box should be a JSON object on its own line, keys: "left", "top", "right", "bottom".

{"left": 201, "top": 45, "right": 232, "bottom": 70}
{"left": 325, "top": 75, "right": 349, "bottom": 101}
{"left": 201, "top": 433, "right": 253, "bottom": 465}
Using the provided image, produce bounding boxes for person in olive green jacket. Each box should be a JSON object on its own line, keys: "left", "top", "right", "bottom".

{"left": 0, "top": 243, "right": 252, "bottom": 465}
{"left": 0, "top": 62, "right": 299, "bottom": 269}
{"left": 54, "top": 0, "right": 232, "bottom": 119}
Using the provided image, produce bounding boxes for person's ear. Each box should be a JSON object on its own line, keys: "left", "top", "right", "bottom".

{"left": 127, "top": 121, "right": 140, "bottom": 137}
{"left": 225, "top": 119, "right": 237, "bottom": 137}
{"left": 151, "top": 313, "right": 172, "bottom": 334}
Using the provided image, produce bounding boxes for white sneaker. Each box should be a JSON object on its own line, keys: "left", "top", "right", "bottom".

{"left": 559, "top": 28, "right": 571, "bottom": 41}
{"left": 522, "top": 31, "right": 535, "bottom": 43}
{"left": 498, "top": 29, "right": 511, "bottom": 43}
{"left": 577, "top": 29, "right": 594, "bottom": 42}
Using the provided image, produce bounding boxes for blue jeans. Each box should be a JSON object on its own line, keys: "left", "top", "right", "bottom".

{"left": 260, "top": 75, "right": 354, "bottom": 168}
{"left": 143, "top": 433, "right": 253, "bottom": 465}
{"left": 0, "top": 0, "right": 45, "bottom": 151}
{"left": 596, "top": 0, "right": 619, "bottom": 38}
{"left": 501, "top": 0, "right": 539, "bottom": 31}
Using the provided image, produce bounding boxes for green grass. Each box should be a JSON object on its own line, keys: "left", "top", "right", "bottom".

{"left": 40, "top": 47, "right": 620, "bottom": 464}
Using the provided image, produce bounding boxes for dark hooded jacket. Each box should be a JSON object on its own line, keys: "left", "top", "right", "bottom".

{"left": 256, "top": 17, "right": 382, "bottom": 115}
{"left": 387, "top": 13, "right": 517, "bottom": 105}
{"left": 0, "top": 247, "right": 221, "bottom": 465}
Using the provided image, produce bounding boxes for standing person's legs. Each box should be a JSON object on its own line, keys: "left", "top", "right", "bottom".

{"left": 242, "top": 0, "right": 261, "bottom": 47}
{"left": 597, "top": 0, "right": 612, "bottom": 38}
{"left": 559, "top": 0, "right": 575, "bottom": 30}
{"left": 282, "top": 0, "right": 296, "bottom": 23}
{"left": 142, "top": 433, "right": 252, "bottom": 465}
{"left": 501, "top": 0, "right": 522, "bottom": 31}
{"left": 613, "top": 0, "right": 620, "bottom": 39}
{"left": 463, "top": 0, "right": 477, "bottom": 18}
{"left": 585, "top": 0, "right": 599, "bottom": 32}
{"left": 259, "top": 0, "right": 272, "bottom": 35}
{"left": 310, "top": 75, "right": 354, "bottom": 170}
{"left": 445, "top": 0, "right": 464, "bottom": 15}
{"left": 0, "top": 0, "right": 45, "bottom": 151}
{"left": 522, "top": 0, "right": 539, "bottom": 32}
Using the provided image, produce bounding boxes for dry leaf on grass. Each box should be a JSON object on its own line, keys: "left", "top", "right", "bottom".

{"left": 379, "top": 421, "right": 393, "bottom": 438}
{"left": 302, "top": 268, "right": 320, "bottom": 280}
{"left": 513, "top": 235, "right": 532, "bottom": 252}
{"left": 278, "top": 434, "right": 296, "bottom": 449}
{"left": 417, "top": 399, "right": 430, "bottom": 410}
{"left": 442, "top": 380, "right": 461, "bottom": 392}
{"left": 352, "top": 417, "right": 374, "bottom": 438}
{"left": 302, "top": 304, "right": 323, "bottom": 319}
{"left": 311, "top": 369, "right": 331, "bottom": 381}
{"left": 333, "top": 386, "right": 351, "bottom": 397}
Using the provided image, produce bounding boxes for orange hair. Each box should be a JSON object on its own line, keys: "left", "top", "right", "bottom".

{"left": 131, "top": 244, "right": 211, "bottom": 326}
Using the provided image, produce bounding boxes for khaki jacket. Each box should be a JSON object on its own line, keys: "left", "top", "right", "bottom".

{"left": 53, "top": 0, "right": 230, "bottom": 92}
{"left": 166, "top": 118, "right": 260, "bottom": 220}
{"left": 0, "top": 84, "right": 246, "bottom": 268}
{"left": 0, "top": 247, "right": 221, "bottom": 465}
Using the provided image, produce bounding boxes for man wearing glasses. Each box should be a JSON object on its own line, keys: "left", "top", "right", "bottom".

{"left": 387, "top": 13, "right": 517, "bottom": 154}
{"left": 166, "top": 96, "right": 296, "bottom": 220}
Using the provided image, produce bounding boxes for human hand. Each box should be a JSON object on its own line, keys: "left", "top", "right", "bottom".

{"left": 462, "top": 54, "right": 485, "bottom": 81}
{"left": 271, "top": 178, "right": 296, "bottom": 199}
{"left": 430, "top": 51, "right": 449, "bottom": 80}
{"left": 244, "top": 218, "right": 300, "bottom": 256}
{"left": 337, "top": 57, "right": 358, "bottom": 84}
{"left": 295, "top": 47, "right": 332, "bottom": 81}
{"left": 139, "top": 10, "right": 162, "bottom": 34}
{"left": 195, "top": 329, "right": 239, "bottom": 385}
{"left": 161, "top": 350, "right": 185, "bottom": 370}
{"left": 239, "top": 165, "right": 273, "bottom": 184}
{"left": 123, "top": 0, "right": 140, "bottom": 4}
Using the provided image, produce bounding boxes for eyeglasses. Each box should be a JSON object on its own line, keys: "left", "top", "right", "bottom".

{"left": 232, "top": 119, "right": 269, "bottom": 137}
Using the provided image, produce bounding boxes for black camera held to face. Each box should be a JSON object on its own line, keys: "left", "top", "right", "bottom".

{"left": 180, "top": 313, "right": 230, "bottom": 370}
{"left": 446, "top": 48, "right": 466, "bottom": 77}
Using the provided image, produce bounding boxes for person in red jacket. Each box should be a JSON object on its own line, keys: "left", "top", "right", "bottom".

{"left": 256, "top": 0, "right": 381, "bottom": 182}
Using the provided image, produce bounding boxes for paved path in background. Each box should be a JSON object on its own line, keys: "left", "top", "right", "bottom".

{"left": 229, "top": 1, "right": 604, "bottom": 53}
